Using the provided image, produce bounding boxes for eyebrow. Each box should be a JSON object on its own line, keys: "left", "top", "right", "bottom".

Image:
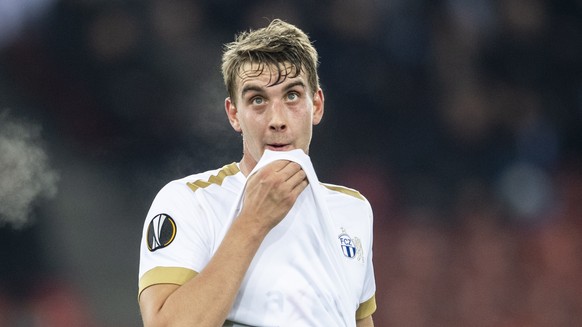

{"left": 240, "top": 80, "right": 306, "bottom": 98}
{"left": 283, "top": 81, "right": 306, "bottom": 92}
{"left": 240, "top": 84, "right": 264, "bottom": 98}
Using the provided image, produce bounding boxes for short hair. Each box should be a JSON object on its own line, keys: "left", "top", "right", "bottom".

{"left": 221, "top": 19, "right": 320, "bottom": 104}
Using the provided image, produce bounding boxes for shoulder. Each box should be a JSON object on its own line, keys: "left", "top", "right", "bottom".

{"left": 146, "top": 163, "right": 243, "bottom": 226}
{"left": 319, "top": 182, "right": 373, "bottom": 216}
{"left": 149, "top": 163, "right": 242, "bottom": 213}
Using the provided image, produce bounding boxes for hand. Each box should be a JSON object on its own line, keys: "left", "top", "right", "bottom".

{"left": 239, "top": 160, "right": 308, "bottom": 234}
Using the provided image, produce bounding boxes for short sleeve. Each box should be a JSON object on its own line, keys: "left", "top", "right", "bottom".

{"left": 138, "top": 181, "right": 212, "bottom": 296}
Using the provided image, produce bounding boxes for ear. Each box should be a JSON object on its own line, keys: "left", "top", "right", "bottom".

{"left": 312, "top": 88, "right": 324, "bottom": 125}
{"left": 225, "top": 97, "right": 242, "bottom": 132}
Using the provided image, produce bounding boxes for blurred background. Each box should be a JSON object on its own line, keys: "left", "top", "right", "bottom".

{"left": 1, "top": 0, "right": 581, "bottom": 326}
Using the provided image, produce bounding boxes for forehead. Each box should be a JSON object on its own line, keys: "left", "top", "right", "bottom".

{"left": 237, "top": 61, "right": 305, "bottom": 89}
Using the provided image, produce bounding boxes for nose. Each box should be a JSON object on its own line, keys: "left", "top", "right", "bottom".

{"left": 269, "top": 101, "right": 287, "bottom": 132}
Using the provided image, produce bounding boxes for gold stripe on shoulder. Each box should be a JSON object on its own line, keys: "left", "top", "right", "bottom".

{"left": 321, "top": 183, "right": 365, "bottom": 201}
{"left": 187, "top": 163, "right": 240, "bottom": 192}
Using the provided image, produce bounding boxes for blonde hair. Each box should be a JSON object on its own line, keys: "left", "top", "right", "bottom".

{"left": 221, "top": 19, "right": 320, "bottom": 104}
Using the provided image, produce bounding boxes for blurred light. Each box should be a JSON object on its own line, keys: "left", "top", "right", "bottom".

{"left": 497, "top": 162, "right": 553, "bottom": 222}
{"left": 0, "top": 0, "right": 55, "bottom": 48}
{"left": 0, "top": 110, "right": 59, "bottom": 228}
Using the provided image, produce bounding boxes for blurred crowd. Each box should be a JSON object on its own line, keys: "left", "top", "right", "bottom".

{"left": 343, "top": 160, "right": 582, "bottom": 326}
{"left": 1, "top": 0, "right": 581, "bottom": 326}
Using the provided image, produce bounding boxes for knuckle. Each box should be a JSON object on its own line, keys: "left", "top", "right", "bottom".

{"left": 284, "top": 193, "right": 296, "bottom": 205}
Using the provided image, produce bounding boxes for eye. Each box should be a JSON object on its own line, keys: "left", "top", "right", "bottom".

{"left": 286, "top": 92, "right": 299, "bottom": 101}
{"left": 251, "top": 96, "right": 264, "bottom": 105}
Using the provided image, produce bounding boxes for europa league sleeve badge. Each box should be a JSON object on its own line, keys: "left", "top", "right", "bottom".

{"left": 147, "top": 213, "right": 177, "bottom": 252}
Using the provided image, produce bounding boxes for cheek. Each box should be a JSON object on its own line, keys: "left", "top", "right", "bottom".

{"left": 298, "top": 111, "right": 315, "bottom": 129}
{"left": 239, "top": 116, "right": 261, "bottom": 138}
{"left": 237, "top": 112, "right": 251, "bottom": 132}
{"left": 248, "top": 113, "right": 270, "bottom": 128}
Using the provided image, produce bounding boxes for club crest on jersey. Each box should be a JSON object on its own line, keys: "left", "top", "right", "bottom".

{"left": 147, "top": 214, "right": 177, "bottom": 252}
{"left": 338, "top": 228, "right": 365, "bottom": 262}
{"left": 338, "top": 228, "right": 357, "bottom": 259}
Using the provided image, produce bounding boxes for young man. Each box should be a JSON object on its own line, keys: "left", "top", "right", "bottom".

{"left": 138, "top": 19, "right": 376, "bottom": 326}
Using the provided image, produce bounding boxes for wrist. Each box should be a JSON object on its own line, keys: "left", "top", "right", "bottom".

{"left": 231, "top": 213, "right": 271, "bottom": 243}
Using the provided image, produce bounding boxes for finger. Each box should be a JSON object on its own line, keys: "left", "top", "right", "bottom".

{"left": 285, "top": 166, "right": 308, "bottom": 187}
{"left": 278, "top": 161, "right": 303, "bottom": 180}
{"left": 249, "top": 160, "right": 288, "bottom": 181}
{"left": 289, "top": 177, "right": 309, "bottom": 199}
{"left": 258, "top": 160, "right": 291, "bottom": 176}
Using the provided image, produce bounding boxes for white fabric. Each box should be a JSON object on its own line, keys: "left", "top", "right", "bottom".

{"left": 221, "top": 150, "right": 356, "bottom": 326}
{"left": 139, "top": 150, "right": 375, "bottom": 326}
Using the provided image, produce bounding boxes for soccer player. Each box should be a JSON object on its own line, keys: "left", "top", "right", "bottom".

{"left": 138, "top": 19, "right": 376, "bottom": 326}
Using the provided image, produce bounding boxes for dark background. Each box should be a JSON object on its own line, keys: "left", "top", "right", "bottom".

{"left": 1, "top": 0, "right": 581, "bottom": 326}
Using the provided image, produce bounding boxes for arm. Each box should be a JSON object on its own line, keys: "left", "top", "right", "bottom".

{"left": 139, "top": 161, "right": 307, "bottom": 327}
{"left": 356, "top": 316, "right": 374, "bottom": 327}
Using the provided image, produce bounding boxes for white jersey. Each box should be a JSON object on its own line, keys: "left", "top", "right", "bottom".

{"left": 139, "top": 150, "right": 376, "bottom": 326}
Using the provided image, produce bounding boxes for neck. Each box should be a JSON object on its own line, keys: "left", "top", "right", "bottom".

{"left": 238, "top": 154, "right": 257, "bottom": 177}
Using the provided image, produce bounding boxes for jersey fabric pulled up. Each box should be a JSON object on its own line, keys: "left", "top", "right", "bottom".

{"left": 138, "top": 150, "right": 376, "bottom": 326}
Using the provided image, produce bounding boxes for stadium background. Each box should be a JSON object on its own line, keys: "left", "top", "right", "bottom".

{"left": 1, "top": 0, "right": 581, "bottom": 326}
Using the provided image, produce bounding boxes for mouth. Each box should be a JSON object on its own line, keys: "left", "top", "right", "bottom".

{"left": 265, "top": 143, "right": 292, "bottom": 151}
